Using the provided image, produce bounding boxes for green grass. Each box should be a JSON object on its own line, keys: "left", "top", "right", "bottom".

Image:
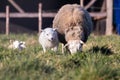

{"left": 0, "top": 34, "right": 120, "bottom": 80}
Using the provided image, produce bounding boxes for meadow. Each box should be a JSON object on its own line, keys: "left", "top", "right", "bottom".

{"left": 0, "top": 34, "right": 119, "bottom": 80}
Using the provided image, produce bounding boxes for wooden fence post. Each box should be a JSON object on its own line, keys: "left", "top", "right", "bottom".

{"left": 80, "top": 0, "right": 84, "bottom": 7}
{"left": 106, "top": 0, "right": 113, "bottom": 35}
{"left": 6, "top": 5, "right": 10, "bottom": 35}
{"left": 38, "top": 3, "right": 42, "bottom": 34}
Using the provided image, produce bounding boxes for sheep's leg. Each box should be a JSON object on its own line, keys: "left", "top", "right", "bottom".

{"left": 62, "top": 44, "right": 64, "bottom": 54}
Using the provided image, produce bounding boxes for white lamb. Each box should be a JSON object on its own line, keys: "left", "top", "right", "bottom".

{"left": 8, "top": 40, "right": 26, "bottom": 50}
{"left": 39, "top": 28, "right": 59, "bottom": 53}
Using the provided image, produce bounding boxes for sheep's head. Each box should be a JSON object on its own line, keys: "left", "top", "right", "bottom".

{"left": 64, "top": 26, "right": 85, "bottom": 54}
{"left": 42, "top": 28, "right": 58, "bottom": 42}
{"left": 65, "top": 26, "right": 84, "bottom": 41}
{"left": 64, "top": 40, "right": 84, "bottom": 54}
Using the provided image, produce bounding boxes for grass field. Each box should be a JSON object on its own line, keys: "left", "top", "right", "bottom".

{"left": 0, "top": 34, "right": 120, "bottom": 80}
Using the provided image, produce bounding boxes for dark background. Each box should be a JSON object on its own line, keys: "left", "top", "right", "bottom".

{"left": 0, "top": 0, "right": 103, "bottom": 33}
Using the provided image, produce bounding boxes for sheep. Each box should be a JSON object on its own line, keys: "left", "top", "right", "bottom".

{"left": 8, "top": 40, "right": 26, "bottom": 50}
{"left": 38, "top": 28, "right": 59, "bottom": 53}
{"left": 52, "top": 4, "right": 93, "bottom": 54}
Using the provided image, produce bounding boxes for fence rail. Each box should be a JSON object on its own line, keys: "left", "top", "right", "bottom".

{"left": 0, "top": 12, "right": 106, "bottom": 18}
{"left": 0, "top": 12, "right": 56, "bottom": 18}
{"left": 0, "top": 0, "right": 112, "bottom": 35}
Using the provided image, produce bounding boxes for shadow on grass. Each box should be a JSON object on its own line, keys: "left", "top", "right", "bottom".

{"left": 88, "top": 45, "right": 114, "bottom": 55}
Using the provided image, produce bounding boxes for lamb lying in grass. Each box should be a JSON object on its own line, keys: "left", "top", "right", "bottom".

{"left": 8, "top": 40, "right": 26, "bottom": 50}
{"left": 39, "top": 28, "right": 59, "bottom": 53}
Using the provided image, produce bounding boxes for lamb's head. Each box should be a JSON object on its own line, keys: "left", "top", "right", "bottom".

{"left": 12, "top": 40, "right": 26, "bottom": 50}
{"left": 64, "top": 26, "right": 85, "bottom": 54}
{"left": 19, "top": 41, "right": 26, "bottom": 49}
{"left": 42, "top": 28, "right": 58, "bottom": 42}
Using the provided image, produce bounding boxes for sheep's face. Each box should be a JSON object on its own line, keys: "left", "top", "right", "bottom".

{"left": 65, "top": 26, "right": 83, "bottom": 41}
{"left": 43, "top": 28, "right": 58, "bottom": 42}
{"left": 65, "top": 40, "right": 84, "bottom": 54}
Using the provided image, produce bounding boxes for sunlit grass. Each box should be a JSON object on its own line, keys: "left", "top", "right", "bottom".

{"left": 0, "top": 34, "right": 119, "bottom": 80}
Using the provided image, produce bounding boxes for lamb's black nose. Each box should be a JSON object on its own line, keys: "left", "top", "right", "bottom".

{"left": 51, "top": 38, "right": 54, "bottom": 41}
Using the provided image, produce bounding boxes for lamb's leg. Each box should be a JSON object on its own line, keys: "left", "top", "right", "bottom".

{"left": 51, "top": 46, "right": 58, "bottom": 52}
{"left": 42, "top": 46, "right": 46, "bottom": 53}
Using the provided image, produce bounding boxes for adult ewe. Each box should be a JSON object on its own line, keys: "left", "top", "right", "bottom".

{"left": 39, "top": 28, "right": 59, "bottom": 53}
{"left": 52, "top": 4, "right": 93, "bottom": 54}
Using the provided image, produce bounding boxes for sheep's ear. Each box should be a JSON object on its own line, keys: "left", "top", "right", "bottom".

{"left": 64, "top": 43, "right": 69, "bottom": 49}
{"left": 53, "top": 28, "right": 57, "bottom": 31}
{"left": 80, "top": 40, "right": 84, "bottom": 44}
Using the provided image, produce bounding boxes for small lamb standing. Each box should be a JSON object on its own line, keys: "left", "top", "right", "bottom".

{"left": 39, "top": 28, "right": 59, "bottom": 53}
{"left": 52, "top": 4, "right": 93, "bottom": 54}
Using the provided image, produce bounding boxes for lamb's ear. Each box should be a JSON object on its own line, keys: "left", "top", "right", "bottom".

{"left": 22, "top": 41, "right": 26, "bottom": 44}
{"left": 40, "top": 29, "right": 44, "bottom": 32}
{"left": 9, "top": 39, "right": 14, "bottom": 43}
{"left": 39, "top": 29, "right": 45, "bottom": 34}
